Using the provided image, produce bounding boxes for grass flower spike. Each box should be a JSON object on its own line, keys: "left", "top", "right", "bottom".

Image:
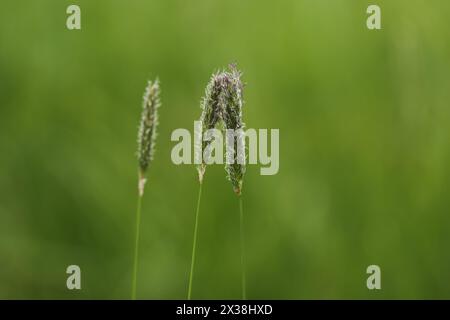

{"left": 137, "top": 79, "right": 161, "bottom": 196}
{"left": 222, "top": 64, "right": 246, "bottom": 196}
{"left": 132, "top": 78, "right": 161, "bottom": 300}
{"left": 197, "top": 72, "right": 227, "bottom": 183}
{"left": 189, "top": 64, "right": 247, "bottom": 300}
{"left": 189, "top": 70, "right": 230, "bottom": 299}
{"left": 221, "top": 64, "right": 247, "bottom": 299}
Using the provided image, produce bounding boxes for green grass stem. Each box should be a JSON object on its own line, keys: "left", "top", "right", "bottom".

{"left": 131, "top": 193, "right": 143, "bottom": 300}
{"left": 188, "top": 183, "right": 203, "bottom": 299}
{"left": 239, "top": 195, "right": 247, "bottom": 300}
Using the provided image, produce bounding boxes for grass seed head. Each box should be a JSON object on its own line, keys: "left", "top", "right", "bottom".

{"left": 222, "top": 64, "right": 246, "bottom": 196}
{"left": 196, "top": 64, "right": 246, "bottom": 195}
{"left": 197, "top": 71, "right": 228, "bottom": 183}
{"left": 137, "top": 79, "right": 161, "bottom": 195}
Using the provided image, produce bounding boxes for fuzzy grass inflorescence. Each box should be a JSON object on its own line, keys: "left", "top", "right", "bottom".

{"left": 137, "top": 79, "right": 161, "bottom": 196}
{"left": 132, "top": 78, "right": 161, "bottom": 300}
{"left": 189, "top": 64, "right": 247, "bottom": 299}
{"left": 197, "top": 72, "right": 227, "bottom": 183}
{"left": 196, "top": 64, "right": 246, "bottom": 194}
{"left": 222, "top": 64, "right": 246, "bottom": 196}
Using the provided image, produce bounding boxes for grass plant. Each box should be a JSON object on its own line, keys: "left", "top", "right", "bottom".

{"left": 132, "top": 79, "right": 161, "bottom": 300}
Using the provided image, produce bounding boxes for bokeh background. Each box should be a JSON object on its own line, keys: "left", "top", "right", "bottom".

{"left": 1, "top": 0, "right": 450, "bottom": 299}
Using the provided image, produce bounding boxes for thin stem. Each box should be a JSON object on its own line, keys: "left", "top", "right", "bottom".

{"left": 239, "top": 195, "right": 247, "bottom": 300}
{"left": 131, "top": 193, "right": 143, "bottom": 300}
{"left": 188, "top": 182, "right": 203, "bottom": 300}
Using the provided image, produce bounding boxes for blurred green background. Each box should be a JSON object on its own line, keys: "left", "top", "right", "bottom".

{"left": 1, "top": 0, "right": 450, "bottom": 299}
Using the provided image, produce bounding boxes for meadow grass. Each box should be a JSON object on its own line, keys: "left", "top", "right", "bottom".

{"left": 132, "top": 79, "right": 161, "bottom": 300}
{"left": 189, "top": 64, "right": 247, "bottom": 299}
